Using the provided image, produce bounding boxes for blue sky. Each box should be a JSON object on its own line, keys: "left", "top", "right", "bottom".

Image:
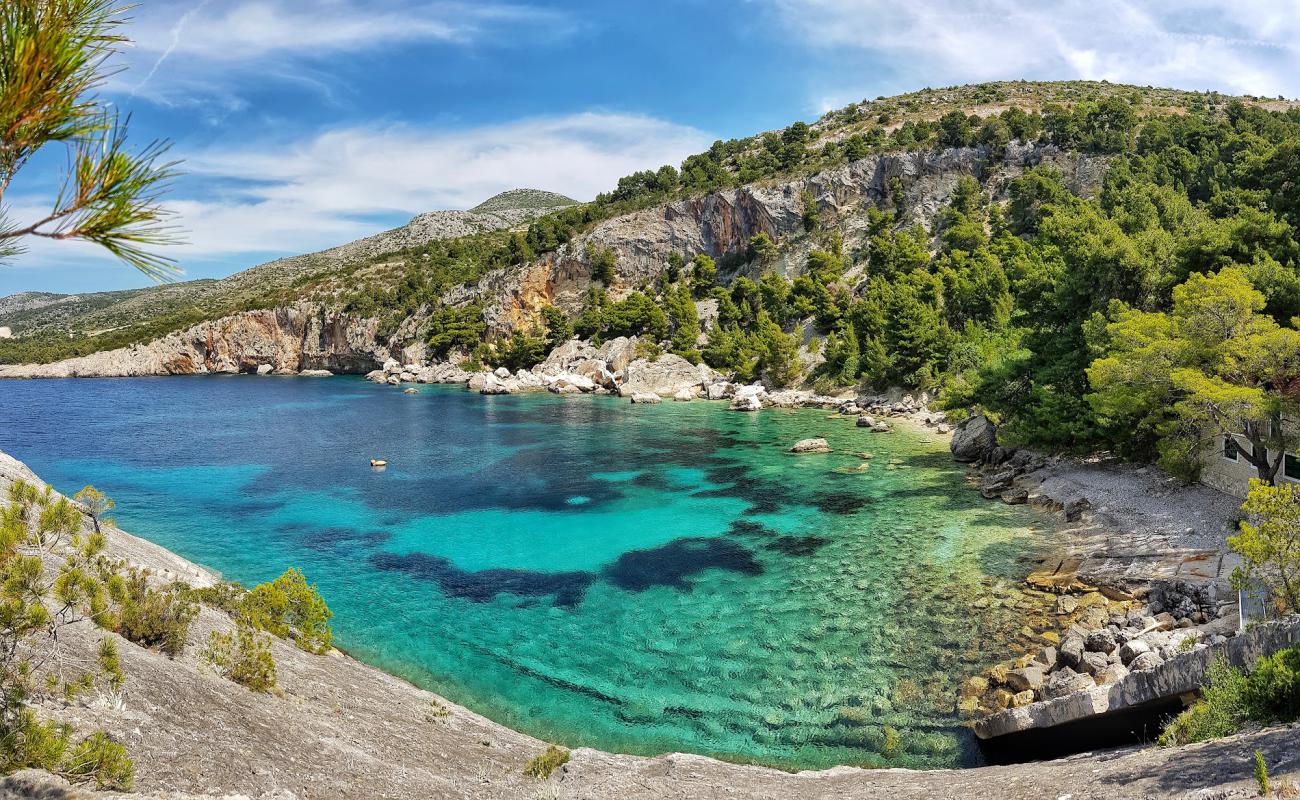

{"left": 6, "top": 0, "right": 1300, "bottom": 295}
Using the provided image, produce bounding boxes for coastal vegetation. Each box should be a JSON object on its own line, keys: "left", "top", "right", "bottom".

{"left": 523, "top": 744, "right": 570, "bottom": 779}
{"left": 0, "top": 472, "right": 335, "bottom": 785}
{"left": 1157, "top": 646, "right": 1300, "bottom": 746}
{"left": 0, "top": 480, "right": 134, "bottom": 789}
{"left": 1229, "top": 481, "right": 1300, "bottom": 613}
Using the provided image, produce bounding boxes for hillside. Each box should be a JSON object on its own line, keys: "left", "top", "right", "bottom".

{"left": 0, "top": 188, "right": 576, "bottom": 360}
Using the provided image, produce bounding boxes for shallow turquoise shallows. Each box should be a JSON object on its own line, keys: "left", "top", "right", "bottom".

{"left": 0, "top": 376, "right": 1056, "bottom": 769}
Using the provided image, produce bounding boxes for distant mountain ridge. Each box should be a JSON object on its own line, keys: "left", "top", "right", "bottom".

{"left": 0, "top": 189, "right": 576, "bottom": 345}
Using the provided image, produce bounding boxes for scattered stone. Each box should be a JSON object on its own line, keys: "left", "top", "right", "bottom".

{"left": 1095, "top": 663, "right": 1130, "bottom": 685}
{"left": 1059, "top": 637, "right": 1085, "bottom": 669}
{"left": 403, "top": 388, "right": 419, "bottom": 395}
{"left": 1006, "top": 666, "right": 1044, "bottom": 693}
{"left": 1001, "top": 488, "right": 1029, "bottom": 505}
{"left": 960, "top": 676, "right": 989, "bottom": 699}
{"left": 790, "top": 438, "right": 832, "bottom": 454}
{"left": 1010, "top": 690, "right": 1036, "bottom": 708}
{"left": 1056, "top": 595, "right": 1079, "bottom": 615}
{"left": 1085, "top": 629, "right": 1117, "bottom": 654}
{"left": 299, "top": 369, "right": 333, "bottom": 377}
{"left": 1064, "top": 497, "right": 1091, "bottom": 521}
{"left": 1078, "top": 651, "right": 1109, "bottom": 676}
{"left": 1040, "top": 667, "right": 1095, "bottom": 700}
{"left": 1118, "top": 639, "right": 1151, "bottom": 665}
{"left": 1129, "top": 651, "right": 1164, "bottom": 671}
{"left": 1033, "top": 646, "right": 1058, "bottom": 668}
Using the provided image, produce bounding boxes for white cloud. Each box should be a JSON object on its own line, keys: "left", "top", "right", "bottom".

{"left": 115, "top": 0, "right": 574, "bottom": 103}
{"left": 157, "top": 112, "right": 712, "bottom": 259}
{"left": 766, "top": 0, "right": 1300, "bottom": 101}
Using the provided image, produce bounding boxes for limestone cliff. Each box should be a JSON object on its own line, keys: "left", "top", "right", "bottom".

{"left": 455, "top": 143, "right": 1104, "bottom": 335}
{"left": 0, "top": 304, "right": 386, "bottom": 378}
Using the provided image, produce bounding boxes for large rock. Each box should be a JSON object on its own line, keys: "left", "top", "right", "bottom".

{"left": 256, "top": 363, "right": 273, "bottom": 375}
{"left": 706, "top": 382, "right": 734, "bottom": 401}
{"left": 950, "top": 414, "right": 997, "bottom": 463}
{"left": 1039, "top": 668, "right": 1095, "bottom": 700}
{"left": 729, "top": 384, "right": 768, "bottom": 412}
{"left": 595, "top": 337, "right": 638, "bottom": 374}
{"left": 533, "top": 339, "right": 597, "bottom": 375}
{"left": 1118, "top": 639, "right": 1151, "bottom": 665}
{"left": 790, "top": 438, "right": 832, "bottom": 454}
{"left": 1006, "top": 666, "right": 1044, "bottom": 693}
{"left": 618, "top": 354, "right": 711, "bottom": 398}
{"left": 479, "top": 374, "right": 513, "bottom": 395}
{"left": 546, "top": 373, "right": 596, "bottom": 394}
{"left": 630, "top": 392, "right": 661, "bottom": 405}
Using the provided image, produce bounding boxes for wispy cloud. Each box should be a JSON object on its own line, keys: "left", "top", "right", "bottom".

{"left": 112, "top": 0, "right": 576, "bottom": 105}
{"left": 765, "top": 0, "right": 1300, "bottom": 107}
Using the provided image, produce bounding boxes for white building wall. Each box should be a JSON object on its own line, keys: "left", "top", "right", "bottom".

{"left": 1199, "top": 429, "right": 1300, "bottom": 498}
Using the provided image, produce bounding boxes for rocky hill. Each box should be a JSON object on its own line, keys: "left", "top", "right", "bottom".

{"left": 0, "top": 188, "right": 576, "bottom": 361}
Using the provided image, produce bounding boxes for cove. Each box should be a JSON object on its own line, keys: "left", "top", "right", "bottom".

{"left": 0, "top": 376, "right": 1059, "bottom": 770}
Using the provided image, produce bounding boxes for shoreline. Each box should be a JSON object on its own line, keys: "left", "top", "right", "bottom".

{"left": 2, "top": 391, "right": 1291, "bottom": 798}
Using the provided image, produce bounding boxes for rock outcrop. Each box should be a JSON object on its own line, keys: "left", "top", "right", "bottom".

{"left": 951, "top": 415, "right": 998, "bottom": 463}
{"left": 450, "top": 143, "right": 1110, "bottom": 338}
{"left": 0, "top": 303, "right": 387, "bottom": 378}
{"left": 618, "top": 354, "right": 715, "bottom": 398}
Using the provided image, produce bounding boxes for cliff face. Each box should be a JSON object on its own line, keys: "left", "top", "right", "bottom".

{"left": 0, "top": 304, "right": 387, "bottom": 378}
{"left": 2, "top": 144, "right": 1107, "bottom": 378}
{"left": 457, "top": 142, "right": 1108, "bottom": 335}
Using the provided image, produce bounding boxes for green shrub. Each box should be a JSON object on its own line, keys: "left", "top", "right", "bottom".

{"left": 240, "top": 568, "right": 333, "bottom": 654}
{"left": 882, "top": 726, "right": 902, "bottom": 758}
{"left": 204, "top": 624, "right": 277, "bottom": 692}
{"left": 1255, "top": 749, "right": 1270, "bottom": 796}
{"left": 62, "top": 731, "right": 134, "bottom": 790}
{"left": 0, "top": 711, "right": 132, "bottom": 791}
{"left": 523, "top": 745, "right": 569, "bottom": 779}
{"left": 1157, "top": 657, "right": 1247, "bottom": 746}
{"left": 180, "top": 580, "right": 247, "bottom": 615}
{"left": 111, "top": 572, "right": 198, "bottom": 657}
{"left": 1243, "top": 645, "right": 1300, "bottom": 722}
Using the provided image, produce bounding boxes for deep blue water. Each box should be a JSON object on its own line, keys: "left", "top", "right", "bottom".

{"left": 0, "top": 376, "right": 1055, "bottom": 769}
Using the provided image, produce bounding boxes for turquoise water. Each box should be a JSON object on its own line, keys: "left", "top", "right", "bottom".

{"left": 0, "top": 377, "right": 1055, "bottom": 769}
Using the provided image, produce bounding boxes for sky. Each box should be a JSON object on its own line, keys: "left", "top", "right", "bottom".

{"left": 6, "top": 0, "right": 1300, "bottom": 296}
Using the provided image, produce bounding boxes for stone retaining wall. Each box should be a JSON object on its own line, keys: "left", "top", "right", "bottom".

{"left": 975, "top": 616, "right": 1300, "bottom": 739}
